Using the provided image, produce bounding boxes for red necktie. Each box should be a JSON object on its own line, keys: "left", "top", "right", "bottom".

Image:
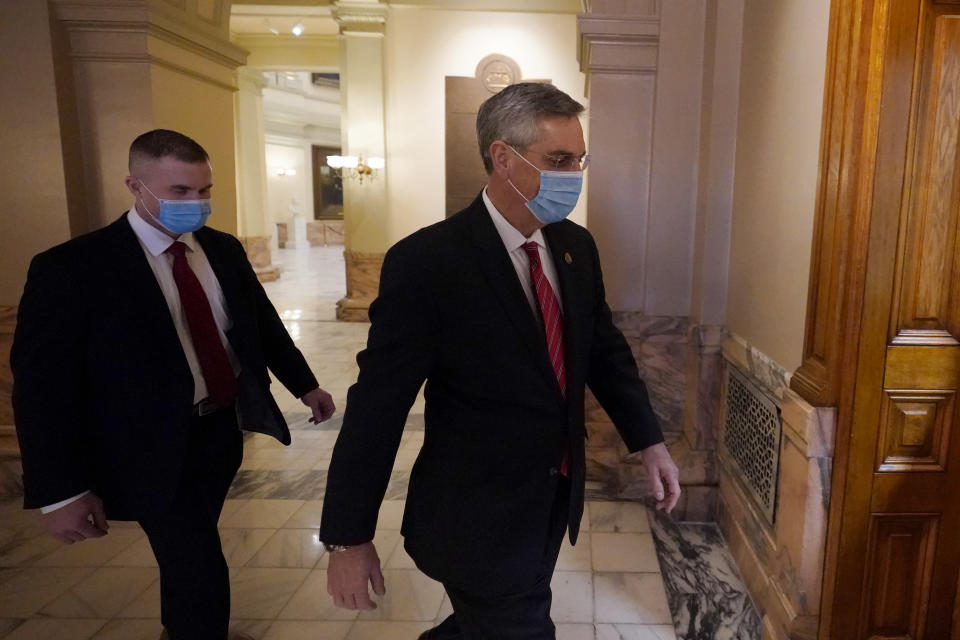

{"left": 165, "top": 241, "right": 237, "bottom": 408}
{"left": 522, "top": 242, "right": 569, "bottom": 475}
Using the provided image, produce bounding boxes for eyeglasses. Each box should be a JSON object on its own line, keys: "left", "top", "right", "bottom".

{"left": 524, "top": 150, "right": 591, "bottom": 172}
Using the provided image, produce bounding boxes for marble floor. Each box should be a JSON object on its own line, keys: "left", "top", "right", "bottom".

{"left": 0, "top": 245, "right": 754, "bottom": 639}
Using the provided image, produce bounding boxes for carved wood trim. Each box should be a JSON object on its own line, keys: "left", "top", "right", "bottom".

{"left": 859, "top": 514, "right": 938, "bottom": 638}
{"left": 876, "top": 390, "right": 955, "bottom": 472}
{"left": 791, "top": 0, "right": 882, "bottom": 407}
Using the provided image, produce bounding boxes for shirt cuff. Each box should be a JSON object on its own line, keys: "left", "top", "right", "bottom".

{"left": 40, "top": 491, "right": 90, "bottom": 514}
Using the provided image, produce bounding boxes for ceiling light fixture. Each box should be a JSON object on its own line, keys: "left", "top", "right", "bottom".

{"left": 291, "top": 22, "right": 305, "bottom": 37}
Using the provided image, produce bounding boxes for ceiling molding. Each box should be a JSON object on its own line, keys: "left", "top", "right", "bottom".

{"left": 388, "top": 0, "right": 582, "bottom": 13}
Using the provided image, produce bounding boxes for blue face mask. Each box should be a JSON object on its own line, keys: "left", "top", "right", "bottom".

{"left": 506, "top": 146, "right": 583, "bottom": 225}
{"left": 138, "top": 182, "right": 212, "bottom": 234}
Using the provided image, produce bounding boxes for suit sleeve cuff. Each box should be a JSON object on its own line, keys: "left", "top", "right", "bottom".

{"left": 40, "top": 491, "right": 90, "bottom": 514}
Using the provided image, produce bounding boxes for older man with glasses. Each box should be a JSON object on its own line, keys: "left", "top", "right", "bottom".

{"left": 320, "top": 82, "right": 679, "bottom": 639}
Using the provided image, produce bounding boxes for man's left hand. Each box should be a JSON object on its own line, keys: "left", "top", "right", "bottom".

{"left": 640, "top": 442, "right": 681, "bottom": 513}
{"left": 301, "top": 387, "right": 336, "bottom": 424}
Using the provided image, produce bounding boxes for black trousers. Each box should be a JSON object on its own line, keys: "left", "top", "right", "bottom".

{"left": 435, "top": 477, "right": 571, "bottom": 640}
{"left": 139, "top": 406, "right": 243, "bottom": 640}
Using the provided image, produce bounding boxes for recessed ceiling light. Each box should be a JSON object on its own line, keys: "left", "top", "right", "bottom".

{"left": 291, "top": 22, "right": 305, "bottom": 37}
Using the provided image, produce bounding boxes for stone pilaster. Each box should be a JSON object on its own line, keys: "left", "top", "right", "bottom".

{"left": 333, "top": 1, "right": 388, "bottom": 321}
{"left": 577, "top": 3, "right": 660, "bottom": 311}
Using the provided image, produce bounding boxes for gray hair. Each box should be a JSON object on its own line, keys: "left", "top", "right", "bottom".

{"left": 476, "top": 82, "right": 584, "bottom": 173}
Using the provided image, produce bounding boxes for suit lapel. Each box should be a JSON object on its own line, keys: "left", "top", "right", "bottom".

{"left": 465, "top": 196, "right": 565, "bottom": 403}
{"left": 106, "top": 214, "right": 193, "bottom": 382}
{"left": 109, "top": 215, "right": 183, "bottom": 343}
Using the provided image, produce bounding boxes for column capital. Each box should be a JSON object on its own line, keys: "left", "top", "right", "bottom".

{"left": 51, "top": 0, "right": 247, "bottom": 77}
{"left": 236, "top": 66, "right": 267, "bottom": 94}
{"left": 332, "top": 1, "right": 388, "bottom": 36}
{"left": 577, "top": 4, "right": 660, "bottom": 76}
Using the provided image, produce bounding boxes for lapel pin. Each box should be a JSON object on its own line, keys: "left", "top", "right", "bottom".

{"left": 564, "top": 252, "right": 573, "bottom": 265}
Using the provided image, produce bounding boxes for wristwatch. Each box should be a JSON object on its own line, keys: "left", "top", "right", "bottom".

{"left": 323, "top": 542, "right": 352, "bottom": 553}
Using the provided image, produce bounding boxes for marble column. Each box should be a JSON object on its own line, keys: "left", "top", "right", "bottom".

{"left": 333, "top": 0, "right": 389, "bottom": 322}
{"left": 235, "top": 67, "right": 282, "bottom": 283}
{"left": 49, "top": 0, "right": 247, "bottom": 234}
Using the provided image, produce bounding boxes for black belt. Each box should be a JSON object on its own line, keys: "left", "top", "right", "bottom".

{"left": 192, "top": 398, "right": 225, "bottom": 416}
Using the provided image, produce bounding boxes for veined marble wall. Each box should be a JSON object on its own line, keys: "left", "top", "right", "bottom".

{"left": 0, "top": 307, "right": 14, "bottom": 428}
{"left": 719, "top": 334, "right": 834, "bottom": 640}
{"left": 585, "top": 314, "right": 720, "bottom": 522}
{"left": 0, "top": 307, "right": 22, "bottom": 500}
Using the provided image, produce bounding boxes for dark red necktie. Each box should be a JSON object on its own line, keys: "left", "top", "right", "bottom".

{"left": 523, "top": 241, "right": 569, "bottom": 475}
{"left": 165, "top": 241, "right": 237, "bottom": 408}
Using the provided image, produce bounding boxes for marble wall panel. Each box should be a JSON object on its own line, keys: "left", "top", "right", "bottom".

{"left": 582, "top": 314, "right": 722, "bottom": 521}
{"left": 722, "top": 333, "right": 791, "bottom": 398}
{"left": 717, "top": 345, "right": 834, "bottom": 640}
{"left": 684, "top": 325, "right": 724, "bottom": 451}
{"left": 0, "top": 306, "right": 15, "bottom": 426}
{"left": 587, "top": 313, "right": 689, "bottom": 433}
{"left": 0, "top": 458, "right": 23, "bottom": 502}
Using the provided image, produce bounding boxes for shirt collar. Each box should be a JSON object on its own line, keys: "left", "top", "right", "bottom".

{"left": 127, "top": 205, "right": 197, "bottom": 257}
{"left": 481, "top": 188, "right": 546, "bottom": 253}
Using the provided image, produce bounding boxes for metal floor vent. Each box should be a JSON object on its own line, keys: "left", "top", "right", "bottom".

{"left": 723, "top": 366, "right": 782, "bottom": 525}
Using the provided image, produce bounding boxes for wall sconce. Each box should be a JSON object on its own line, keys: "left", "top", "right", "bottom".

{"left": 326, "top": 154, "right": 384, "bottom": 184}
{"left": 274, "top": 168, "right": 297, "bottom": 176}
{"left": 291, "top": 21, "right": 305, "bottom": 36}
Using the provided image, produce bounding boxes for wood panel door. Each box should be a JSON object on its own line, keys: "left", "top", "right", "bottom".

{"left": 801, "top": 1, "right": 960, "bottom": 637}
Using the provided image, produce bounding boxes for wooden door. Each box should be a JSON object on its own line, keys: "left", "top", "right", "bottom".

{"left": 794, "top": 1, "right": 960, "bottom": 638}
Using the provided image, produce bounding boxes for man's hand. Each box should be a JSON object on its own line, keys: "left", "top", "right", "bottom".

{"left": 326, "top": 541, "right": 386, "bottom": 610}
{"left": 640, "top": 442, "right": 681, "bottom": 513}
{"left": 43, "top": 492, "right": 109, "bottom": 544}
{"left": 301, "top": 387, "right": 336, "bottom": 424}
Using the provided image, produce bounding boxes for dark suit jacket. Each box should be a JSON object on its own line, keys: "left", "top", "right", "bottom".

{"left": 320, "top": 194, "right": 663, "bottom": 597}
{"left": 11, "top": 213, "right": 318, "bottom": 520}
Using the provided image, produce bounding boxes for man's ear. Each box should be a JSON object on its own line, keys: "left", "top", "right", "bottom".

{"left": 489, "top": 141, "right": 513, "bottom": 178}
{"left": 123, "top": 175, "right": 141, "bottom": 197}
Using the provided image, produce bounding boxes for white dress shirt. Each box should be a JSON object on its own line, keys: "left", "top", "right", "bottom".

{"left": 482, "top": 188, "right": 564, "bottom": 317}
{"left": 126, "top": 205, "right": 240, "bottom": 403}
{"left": 42, "top": 207, "right": 239, "bottom": 514}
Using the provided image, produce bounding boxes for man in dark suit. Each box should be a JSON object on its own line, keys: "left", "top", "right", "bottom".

{"left": 319, "top": 83, "right": 680, "bottom": 639}
{"left": 11, "top": 129, "right": 335, "bottom": 640}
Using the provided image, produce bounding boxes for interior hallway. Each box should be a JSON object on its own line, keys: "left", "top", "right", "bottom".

{"left": 0, "top": 246, "right": 752, "bottom": 639}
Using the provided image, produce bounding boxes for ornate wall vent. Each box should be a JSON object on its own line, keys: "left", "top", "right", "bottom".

{"left": 723, "top": 366, "right": 782, "bottom": 524}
